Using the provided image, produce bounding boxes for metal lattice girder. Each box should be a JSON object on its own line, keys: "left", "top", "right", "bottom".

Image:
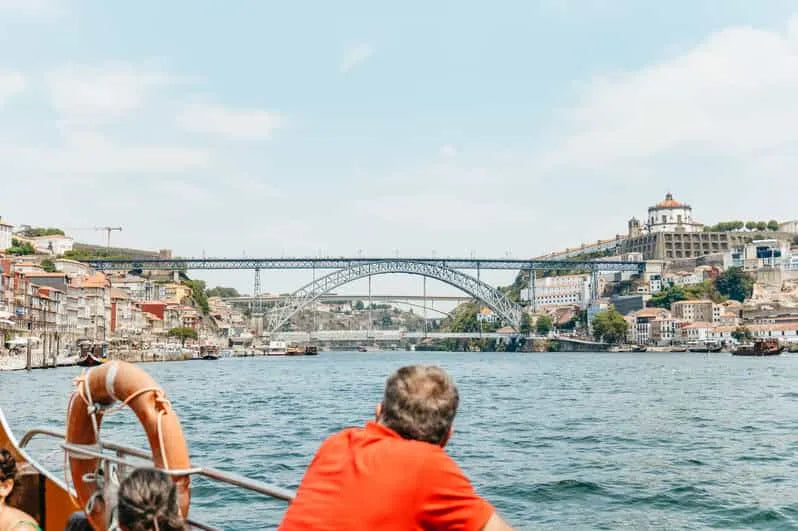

{"left": 266, "top": 261, "right": 523, "bottom": 333}
{"left": 86, "top": 257, "right": 644, "bottom": 273}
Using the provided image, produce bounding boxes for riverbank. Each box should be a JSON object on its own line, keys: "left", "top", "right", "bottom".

{"left": 0, "top": 348, "right": 265, "bottom": 371}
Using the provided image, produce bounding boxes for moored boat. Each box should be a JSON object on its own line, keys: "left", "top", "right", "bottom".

{"left": 303, "top": 344, "right": 319, "bottom": 355}
{"left": 267, "top": 340, "right": 287, "bottom": 356}
{"left": 199, "top": 344, "right": 220, "bottom": 360}
{"left": 75, "top": 339, "right": 108, "bottom": 367}
{"left": 687, "top": 341, "right": 723, "bottom": 353}
{"left": 286, "top": 344, "right": 303, "bottom": 356}
{"left": 732, "top": 339, "right": 784, "bottom": 356}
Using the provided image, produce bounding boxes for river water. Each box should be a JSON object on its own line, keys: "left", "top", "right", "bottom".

{"left": 2, "top": 351, "right": 798, "bottom": 530}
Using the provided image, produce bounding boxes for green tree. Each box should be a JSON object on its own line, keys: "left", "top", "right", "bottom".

{"left": 19, "top": 227, "right": 65, "bottom": 237}
{"left": 755, "top": 221, "right": 767, "bottom": 231}
{"left": 7, "top": 239, "right": 35, "bottom": 256}
{"left": 715, "top": 267, "right": 754, "bottom": 302}
{"left": 167, "top": 326, "right": 198, "bottom": 346}
{"left": 591, "top": 308, "right": 628, "bottom": 344}
{"left": 731, "top": 326, "right": 752, "bottom": 343}
{"left": 767, "top": 220, "right": 780, "bottom": 231}
{"left": 354, "top": 300, "right": 365, "bottom": 311}
{"left": 745, "top": 221, "right": 757, "bottom": 231}
{"left": 40, "top": 259, "right": 56, "bottom": 272}
{"left": 535, "top": 315, "right": 553, "bottom": 335}
{"left": 520, "top": 313, "right": 532, "bottom": 334}
{"left": 446, "top": 302, "right": 480, "bottom": 333}
{"left": 183, "top": 279, "right": 209, "bottom": 314}
{"left": 793, "top": 235, "right": 798, "bottom": 246}
{"left": 648, "top": 285, "right": 687, "bottom": 308}
{"left": 206, "top": 286, "right": 241, "bottom": 298}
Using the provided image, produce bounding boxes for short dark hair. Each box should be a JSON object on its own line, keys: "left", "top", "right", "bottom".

{"left": 1, "top": 448, "right": 17, "bottom": 482}
{"left": 378, "top": 365, "right": 459, "bottom": 445}
{"left": 117, "top": 468, "right": 185, "bottom": 531}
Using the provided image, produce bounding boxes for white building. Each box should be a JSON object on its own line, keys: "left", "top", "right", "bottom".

{"left": 28, "top": 235, "right": 74, "bottom": 255}
{"left": 724, "top": 239, "right": 793, "bottom": 271}
{"left": 521, "top": 274, "right": 592, "bottom": 309}
{"left": 647, "top": 193, "right": 703, "bottom": 233}
{"left": 0, "top": 217, "right": 13, "bottom": 251}
{"left": 778, "top": 220, "right": 798, "bottom": 234}
{"left": 55, "top": 259, "right": 93, "bottom": 276}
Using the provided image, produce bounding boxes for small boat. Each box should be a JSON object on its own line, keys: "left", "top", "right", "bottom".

{"left": 732, "top": 339, "right": 784, "bottom": 356}
{"left": 357, "top": 344, "right": 380, "bottom": 352}
{"left": 0, "top": 361, "right": 294, "bottom": 530}
{"left": 267, "top": 340, "right": 287, "bottom": 356}
{"left": 608, "top": 345, "right": 633, "bottom": 353}
{"left": 687, "top": 341, "right": 723, "bottom": 353}
{"left": 632, "top": 345, "right": 647, "bottom": 352}
{"left": 669, "top": 345, "right": 688, "bottom": 352}
{"left": 75, "top": 339, "right": 108, "bottom": 367}
{"left": 199, "top": 344, "right": 220, "bottom": 360}
{"left": 303, "top": 345, "right": 319, "bottom": 356}
{"left": 285, "top": 344, "right": 304, "bottom": 356}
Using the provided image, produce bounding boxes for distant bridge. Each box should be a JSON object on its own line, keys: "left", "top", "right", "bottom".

{"left": 83, "top": 256, "right": 644, "bottom": 334}
{"left": 85, "top": 256, "right": 643, "bottom": 272}
{"left": 271, "top": 330, "right": 535, "bottom": 341}
{"left": 223, "top": 294, "right": 474, "bottom": 304}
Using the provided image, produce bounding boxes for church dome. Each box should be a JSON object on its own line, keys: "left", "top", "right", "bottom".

{"left": 651, "top": 193, "right": 690, "bottom": 210}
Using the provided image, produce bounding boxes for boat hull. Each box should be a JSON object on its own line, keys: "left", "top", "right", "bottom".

{"left": 732, "top": 347, "right": 784, "bottom": 356}
{"left": 0, "top": 408, "right": 80, "bottom": 531}
{"left": 76, "top": 353, "right": 106, "bottom": 367}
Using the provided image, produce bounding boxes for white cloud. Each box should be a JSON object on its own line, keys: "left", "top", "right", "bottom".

{"left": 545, "top": 17, "right": 798, "bottom": 171}
{"left": 340, "top": 43, "right": 375, "bottom": 73}
{"left": 0, "top": 0, "right": 59, "bottom": 14}
{"left": 4, "top": 131, "right": 209, "bottom": 173}
{"left": 45, "top": 65, "right": 172, "bottom": 124}
{"left": 177, "top": 102, "right": 282, "bottom": 140}
{"left": 439, "top": 144, "right": 457, "bottom": 158}
{"left": 0, "top": 72, "right": 25, "bottom": 106}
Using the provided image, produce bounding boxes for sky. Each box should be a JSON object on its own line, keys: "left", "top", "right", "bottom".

{"left": 1, "top": 0, "right": 797, "bottom": 294}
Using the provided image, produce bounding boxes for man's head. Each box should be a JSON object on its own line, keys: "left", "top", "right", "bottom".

{"left": 376, "top": 365, "right": 459, "bottom": 446}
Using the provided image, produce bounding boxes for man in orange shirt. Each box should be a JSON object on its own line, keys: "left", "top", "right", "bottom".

{"left": 279, "top": 365, "right": 514, "bottom": 531}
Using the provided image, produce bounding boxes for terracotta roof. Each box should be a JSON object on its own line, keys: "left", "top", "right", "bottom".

{"left": 71, "top": 272, "right": 109, "bottom": 289}
{"left": 635, "top": 308, "right": 669, "bottom": 318}
{"left": 682, "top": 321, "right": 713, "bottom": 329}
{"left": 651, "top": 193, "right": 689, "bottom": 210}
{"left": 110, "top": 287, "right": 130, "bottom": 300}
{"left": 24, "top": 272, "right": 66, "bottom": 278}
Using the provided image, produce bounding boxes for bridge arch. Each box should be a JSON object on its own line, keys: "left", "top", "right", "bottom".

{"left": 266, "top": 261, "right": 522, "bottom": 333}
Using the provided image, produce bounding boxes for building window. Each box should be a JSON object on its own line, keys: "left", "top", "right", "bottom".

{"left": 662, "top": 215, "right": 667, "bottom": 223}
{"left": 677, "top": 215, "right": 682, "bottom": 223}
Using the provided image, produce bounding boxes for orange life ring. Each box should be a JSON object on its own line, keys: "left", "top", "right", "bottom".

{"left": 66, "top": 361, "right": 191, "bottom": 530}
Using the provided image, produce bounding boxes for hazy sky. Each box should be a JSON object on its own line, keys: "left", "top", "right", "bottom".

{"left": 1, "top": 1, "right": 797, "bottom": 293}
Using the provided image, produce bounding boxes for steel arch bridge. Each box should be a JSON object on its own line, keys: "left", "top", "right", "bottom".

{"left": 266, "top": 261, "right": 523, "bottom": 333}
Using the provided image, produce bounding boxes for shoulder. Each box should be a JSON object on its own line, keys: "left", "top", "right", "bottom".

{"left": 6, "top": 509, "right": 40, "bottom": 530}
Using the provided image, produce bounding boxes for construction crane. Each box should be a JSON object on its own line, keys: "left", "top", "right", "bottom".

{"left": 64, "top": 226, "right": 123, "bottom": 249}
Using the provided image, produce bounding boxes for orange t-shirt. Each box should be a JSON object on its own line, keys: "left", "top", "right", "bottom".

{"left": 279, "top": 422, "right": 494, "bottom": 531}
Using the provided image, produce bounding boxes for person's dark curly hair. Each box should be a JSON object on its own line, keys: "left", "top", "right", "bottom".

{"left": 117, "top": 468, "right": 185, "bottom": 531}
{"left": 0, "top": 448, "right": 17, "bottom": 483}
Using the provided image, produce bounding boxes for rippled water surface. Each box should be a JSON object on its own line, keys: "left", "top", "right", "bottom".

{"left": 3, "top": 351, "right": 798, "bottom": 530}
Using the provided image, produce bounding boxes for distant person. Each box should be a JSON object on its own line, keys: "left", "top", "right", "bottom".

{"left": 115, "top": 468, "right": 185, "bottom": 531}
{"left": 0, "top": 448, "right": 41, "bottom": 530}
{"left": 279, "top": 365, "right": 514, "bottom": 531}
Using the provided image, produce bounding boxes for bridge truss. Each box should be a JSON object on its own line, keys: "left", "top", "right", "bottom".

{"left": 265, "top": 261, "right": 523, "bottom": 333}
{"left": 86, "top": 257, "right": 644, "bottom": 272}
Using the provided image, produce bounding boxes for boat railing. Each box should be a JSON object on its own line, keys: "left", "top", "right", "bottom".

{"left": 19, "top": 427, "right": 295, "bottom": 530}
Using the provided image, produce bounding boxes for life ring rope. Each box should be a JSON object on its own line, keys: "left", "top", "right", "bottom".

{"left": 66, "top": 363, "right": 187, "bottom": 526}
{"left": 72, "top": 369, "right": 172, "bottom": 468}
